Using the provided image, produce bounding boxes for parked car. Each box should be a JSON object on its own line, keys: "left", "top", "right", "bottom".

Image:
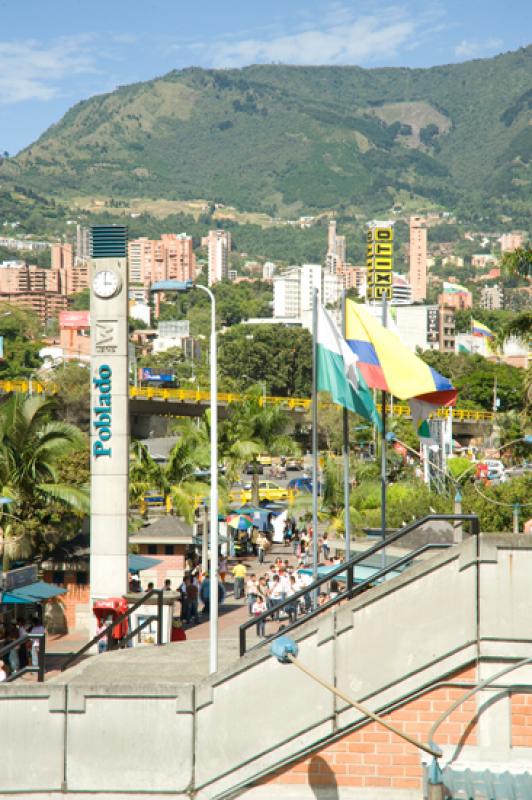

{"left": 285, "top": 457, "right": 304, "bottom": 471}
{"left": 244, "top": 462, "right": 264, "bottom": 475}
{"left": 240, "top": 480, "right": 289, "bottom": 503}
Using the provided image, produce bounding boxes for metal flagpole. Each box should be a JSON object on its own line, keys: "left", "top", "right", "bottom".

{"left": 380, "top": 295, "right": 388, "bottom": 568}
{"left": 312, "top": 288, "right": 319, "bottom": 593}
{"left": 341, "top": 290, "right": 351, "bottom": 562}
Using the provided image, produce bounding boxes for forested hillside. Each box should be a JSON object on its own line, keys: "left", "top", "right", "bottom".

{"left": 2, "top": 46, "right": 530, "bottom": 223}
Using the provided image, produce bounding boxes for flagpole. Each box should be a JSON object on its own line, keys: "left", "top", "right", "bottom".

{"left": 341, "top": 290, "right": 351, "bottom": 562}
{"left": 380, "top": 295, "right": 388, "bottom": 568}
{"left": 312, "top": 288, "right": 319, "bottom": 593}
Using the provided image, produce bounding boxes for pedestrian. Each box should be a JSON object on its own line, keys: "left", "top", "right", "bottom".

{"left": 252, "top": 595, "right": 267, "bottom": 638}
{"left": 285, "top": 576, "right": 298, "bottom": 623}
{"left": 178, "top": 576, "right": 189, "bottom": 621}
{"left": 232, "top": 561, "right": 247, "bottom": 599}
{"left": 246, "top": 573, "right": 259, "bottom": 616}
{"left": 29, "top": 615, "right": 45, "bottom": 669}
{"left": 269, "top": 574, "right": 284, "bottom": 620}
{"left": 163, "top": 578, "right": 172, "bottom": 591}
{"left": 292, "top": 529, "right": 300, "bottom": 557}
{"left": 185, "top": 576, "right": 199, "bottom": 624}
{"left": 257, "top": 532, "right": 267, "bottom": 564}
{"left": 219, "top": 556, "right": 228, "bottom": 584}
{"left": 322, "top": 533, "right": 330, "bottom": 561}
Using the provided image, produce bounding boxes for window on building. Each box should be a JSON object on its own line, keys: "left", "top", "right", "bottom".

{"left": 147, "top": 544, "right": 157, "bottom": 555}
{"left": 164, "top": 544, "right": 174, "bottom": 556}
{"left": 76, "top": 572, "right": 89, "bottom": 585}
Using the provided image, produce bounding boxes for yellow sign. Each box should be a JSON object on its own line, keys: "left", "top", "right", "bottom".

{"left": 366, "top": 223, "right": 394, "bottom": 301}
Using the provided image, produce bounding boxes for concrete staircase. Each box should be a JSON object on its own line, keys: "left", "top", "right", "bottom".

{"left": 2, "top": 534, "right": 532, "bottom": 799}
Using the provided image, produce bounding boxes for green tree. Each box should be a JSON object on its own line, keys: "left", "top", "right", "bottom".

{"left": 0, "top": 394, "right": 89, "bottom": 569}
{"left": 501, "top": 248, "right": 532, "bottom": 279}
{"left": 218, "top": 324, "right": 312, "bottom": 397}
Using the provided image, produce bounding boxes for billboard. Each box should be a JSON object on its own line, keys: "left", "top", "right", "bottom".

{"left": 140, "top": 367, "right": 175, "bottom": 384}
{"left": 59, "top": 310, "right": 90, "bottom": 330}
{"left": 366, "top": 222, "right": 393, "bottom": 302}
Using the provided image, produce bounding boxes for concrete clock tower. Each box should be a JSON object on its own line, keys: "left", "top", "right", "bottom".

{"left": 89, "top": 226, "right": 129, "bottom": 616}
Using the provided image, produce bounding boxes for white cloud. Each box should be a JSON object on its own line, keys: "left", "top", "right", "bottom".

{"left": 0, "top": 35, "right": 104, "bottom": 104}
{"left": 454, "top": 38, "right": 503, "bottom": 59}
{"left": 197, "top": 5, "right": 435, "bottom": 68}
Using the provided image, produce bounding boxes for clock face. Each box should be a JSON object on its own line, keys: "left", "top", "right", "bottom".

{"left": 92, "top": 270, "right": 121, "bottom": 299}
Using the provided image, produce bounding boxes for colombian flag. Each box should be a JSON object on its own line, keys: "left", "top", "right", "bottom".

{"left": 345, "top": 301, "right": 457, "bottom": 438}
{"left": 472, "top": 319, "right": 495, "bottom": 338}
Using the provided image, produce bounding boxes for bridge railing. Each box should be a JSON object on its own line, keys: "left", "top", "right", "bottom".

{"left": 0, "top": 380, "right": 494, "bottom": 421}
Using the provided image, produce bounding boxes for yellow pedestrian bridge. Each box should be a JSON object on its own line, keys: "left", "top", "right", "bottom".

{"left": 0, "top": 379, "right": 494, "bottom": 423}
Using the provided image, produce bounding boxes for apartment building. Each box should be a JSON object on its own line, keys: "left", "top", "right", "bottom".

{"left": 128, "top": 234, "right": 196, "bottom": 297}
{"left": 51, "top": 243, "right": 73, "bottom": 272}
{"left": 409, "top": 216, "right": 428, "bottom": 302}
{"left": 207, "top": 229, "right": 231, "bottom": 286}
{"left": 481, "top": 285, "right": 504, "bottom": 310}
{"left": 273, "top": 264, "right": 342, "bottom": 328}
{"left": 499, "top": 232, "right": 524, "bottom": 253}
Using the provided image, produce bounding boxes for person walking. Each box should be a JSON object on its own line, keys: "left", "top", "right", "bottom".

{"left": 246, "top": 574, "right": 259, "bottom": 616}
{"left": 232, "top": 562, "right": 247, "bottom": 600}
{"left": 252, "top": 595, "right": 267, "bottom": 638}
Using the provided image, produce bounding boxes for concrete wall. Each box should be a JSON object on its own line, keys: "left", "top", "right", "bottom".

{"left": 1, "top": 535, "right": 532, "bottom": 799}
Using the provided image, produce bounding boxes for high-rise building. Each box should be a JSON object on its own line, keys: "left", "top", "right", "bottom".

{"left": 326, "top": 220, "right": 347, "bottom": 275}
{"left": 481, "top": 285, "right": 504, "bottom": 310}
{"left": 409, "top": 216, "right": 427, "bottom": 302}
{"left": 76, "top": 225, "right": 91, "bottom": 263}
{"left": 273, "top": 268, "right": 301, "bottom": 318}
{"left": 207, "top": 229, "right": 231, "bottom": 286}
{"left": 327, "top": 220, "right": 337, "bottom": 255}
{"left": 273, "top": 264, "right": 342, "bottom": 329}
{"left": 51, "top": 243, "right": 73, "bottom": 272}
{"left": 127, "top": 234, "right": 196, "bottom": 296}
{"left": 335, "top": 235, "right": 346, "bottom": 264}
{"left": 499, "top": 232, "right": 524, "bottom": 253}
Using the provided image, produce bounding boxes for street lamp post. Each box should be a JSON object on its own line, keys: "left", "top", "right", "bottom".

{"left": 151, "top": 280, "right": 219, "bottom": 674}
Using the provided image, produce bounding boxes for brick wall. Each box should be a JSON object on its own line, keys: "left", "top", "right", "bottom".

{"left": 262, "top": 666, "right": 478, "bottom": 793}
{"left": 511, "top": 693, "right": 532, "bottom": 747}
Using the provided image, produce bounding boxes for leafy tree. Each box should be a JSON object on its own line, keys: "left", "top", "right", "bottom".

{"left": 0, "top": 304, "right": 43, "bottom": 379}
{"left": 218, "top": 324, "right": 312, "bottom": 397}
{"left": 43, "top": 363, "right": 91, "bottom": 430}
{"left": 0, "top": 394, "right": 89, "bottom": 569}
{"left": 501, "top": 248, "right": 532, "bottom": 279}
{"left": 420, "top": 350, "right": 523, "bottom": 411}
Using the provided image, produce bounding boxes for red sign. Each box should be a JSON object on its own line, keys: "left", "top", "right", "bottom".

{"left": 59, "top": 311, "right": 90, "bottom": 330}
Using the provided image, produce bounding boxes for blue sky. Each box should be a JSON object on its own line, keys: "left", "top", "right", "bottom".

{"left": 1, "top": 0, "right": 530, "bottom": 154}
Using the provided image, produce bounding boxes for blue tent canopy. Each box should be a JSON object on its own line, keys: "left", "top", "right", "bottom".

{"left": 128, "top": 554, "right": 163, "bottom": 573}
{"left": 1, "top": 581, "right": 67, "bottom": 604}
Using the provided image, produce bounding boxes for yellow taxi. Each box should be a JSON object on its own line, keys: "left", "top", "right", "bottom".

{"left": 239, "top": 480, "right": 288, "bottom": 503}
{"left": 257, "top": 453, "right": 273, "bottom": 466}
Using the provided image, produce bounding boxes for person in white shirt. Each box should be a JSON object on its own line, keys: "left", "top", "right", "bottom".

{"left": 252, "top": 595, "right": 267, "bottom": 638}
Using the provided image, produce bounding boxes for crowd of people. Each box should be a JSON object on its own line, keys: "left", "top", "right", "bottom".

{"left": 0, "top": 614, "right": 45, "bottom": 681}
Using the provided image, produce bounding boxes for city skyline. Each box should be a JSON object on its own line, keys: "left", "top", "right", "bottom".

{"left": 1, "top": 0, "right": 530, "bottom": 154}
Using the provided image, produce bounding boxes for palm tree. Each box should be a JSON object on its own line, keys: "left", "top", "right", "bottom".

{"left": 0, "top": 394, "right": 89, "bottom": 570}
{"left": 224, "top": 389, "right": 293, "bottom": 505}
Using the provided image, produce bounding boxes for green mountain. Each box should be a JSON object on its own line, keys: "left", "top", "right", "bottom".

{"left": 2, "top": 47, "right": 531, "bottom": 220}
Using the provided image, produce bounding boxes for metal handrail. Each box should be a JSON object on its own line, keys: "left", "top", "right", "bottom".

{"left": 239, "top": 514, "right": 480, "bottom": 656}
{"left": 0, "top": 632, "right": 46, "bottom": 682}
{"left": 429, "top": 655, "right": 532, "bottom": 749}
{"left": 60, "top": 589, "right": 164, "bottom": 672}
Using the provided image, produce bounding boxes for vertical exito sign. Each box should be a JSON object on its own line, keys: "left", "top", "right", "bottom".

{"left": 366, "top": 222, "right": 394, "bottom": 302}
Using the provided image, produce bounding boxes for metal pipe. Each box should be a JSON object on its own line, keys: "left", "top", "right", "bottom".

{"left": 311, "top": 288, "right": 319, "bottom": 591}
{"left": 288, "top": 653, "right": 441, "bottom": 758}
{"left": 341, "top": 289, "right": 351, "bottom": 561}
{"left": 196, "top": 284, "right": 219, "bottom": 674}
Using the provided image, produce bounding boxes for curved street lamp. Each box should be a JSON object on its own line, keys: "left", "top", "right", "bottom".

{"left": 150, "top": 280, "right": 219, "bottom": 674}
